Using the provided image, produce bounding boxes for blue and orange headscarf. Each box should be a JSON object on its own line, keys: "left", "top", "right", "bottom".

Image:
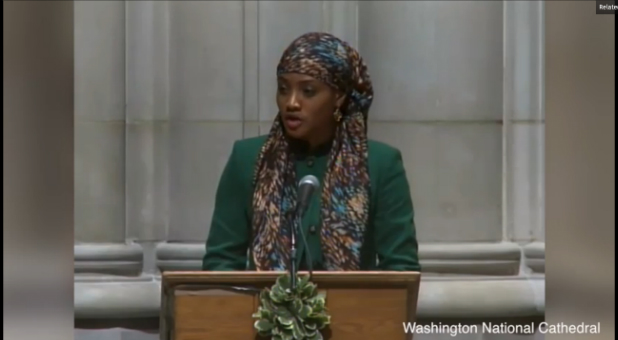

{"left": 251, "top": 32, "right": 374, "bottom": 271}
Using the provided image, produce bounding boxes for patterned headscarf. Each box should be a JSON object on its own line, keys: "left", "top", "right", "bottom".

{"left": 251, "top": 32, "right": 374, "bottom": 271}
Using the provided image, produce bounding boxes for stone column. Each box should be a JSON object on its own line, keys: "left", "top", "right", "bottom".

{"left": 503, "top": 1, "right": 546, "bottom": 275}
{"left": 165, "top": 1, "right": 245, "bottom": 243}
{"left": 74, "top": 1, "right": 143, "bottom": 278}
{"left": 125, "top": 0, "right": 170, "bottom": 274}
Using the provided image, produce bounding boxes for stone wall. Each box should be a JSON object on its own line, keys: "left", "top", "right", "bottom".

{"left": 74, "top": 1, "right": 545, "bottom": 339}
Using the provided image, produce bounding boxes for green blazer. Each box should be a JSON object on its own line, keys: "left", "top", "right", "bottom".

{"left": 202, "top": 135, "right": 421, "bottom": 272}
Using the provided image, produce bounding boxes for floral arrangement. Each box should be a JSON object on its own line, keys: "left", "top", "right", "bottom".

{"left": 252, "top": 274, "right": 331, "bottom": 340}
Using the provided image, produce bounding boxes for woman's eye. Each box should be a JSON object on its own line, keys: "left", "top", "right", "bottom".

{"left": 302, "top": 88, "right": 316, "bottom": 96}
{"left": 277, "top": 86, "right": 288, "bottom": 94}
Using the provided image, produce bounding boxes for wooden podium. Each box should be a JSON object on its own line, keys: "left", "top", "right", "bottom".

{"left": 160, "top": 271, "right": 420, "bottom": 340}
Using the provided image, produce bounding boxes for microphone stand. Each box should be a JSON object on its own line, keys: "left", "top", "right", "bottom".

{"left": 289, "top": 214, "right": 299, "bottom": 292}
{"left": 290, "top": 211, "right": 314, "bottom": 292}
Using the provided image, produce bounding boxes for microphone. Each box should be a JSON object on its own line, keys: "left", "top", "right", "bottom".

{"left": 296, "top": 175, "right": 319, "bottom": 216}
{"left": 290, "top": 175, "right": 319, "bottom": 290}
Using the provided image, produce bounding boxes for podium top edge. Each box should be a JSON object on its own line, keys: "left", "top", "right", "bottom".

{"left": 161, "top": 271, "right": 421, "bottom": 287}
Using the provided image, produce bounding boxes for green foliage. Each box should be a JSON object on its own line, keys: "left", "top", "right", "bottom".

{"left": 252, "top": 274, "right": 331, "bottom": 340}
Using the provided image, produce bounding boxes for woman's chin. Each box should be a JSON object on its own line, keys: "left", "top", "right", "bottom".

{"left": 283, "top": 128, "right": 308, "bottom": 141}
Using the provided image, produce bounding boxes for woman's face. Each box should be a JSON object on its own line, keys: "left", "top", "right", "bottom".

{"left": 276, "top": 73, "right": 345, "bottom": 146}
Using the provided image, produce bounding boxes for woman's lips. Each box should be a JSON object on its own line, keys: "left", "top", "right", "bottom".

{"left": 283, "top": 116, "right": 303, "bottom": 130}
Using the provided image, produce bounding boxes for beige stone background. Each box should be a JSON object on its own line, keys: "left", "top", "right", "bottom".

{"left": 3, "top": 1, "right": 612, "bottom": 340}
{"left": 67, "top": 1, "right": 610, "bottom": 340}
{"left": 72, "top": 1, "right": 545, "bottom": 339}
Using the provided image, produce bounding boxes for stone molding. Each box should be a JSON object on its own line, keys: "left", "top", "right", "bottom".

{"left": 156, "top": 242, "right": 524, "bottom": 276}
{"left": 74, "top": 275, "right": 544, "bottom": 320}
{"left": 74, "top": 241, "right": 545, "bottom": 319}
{"left": 418, "top": 242, "right": 521, "bottom": 276}
{"left": 75, "top": 276, "right": 160, "bottom": 319}
{"left": 523, "top": 242, "right": 545, "bottom": 274}
{"left": 74, "top": 243, "right": 144, "bottom": 276}
{"left": 74, "top": 241, "right": 545, "bottom": 277}
{"left": 418, "top": 276, "right": 544, "bottom": 318}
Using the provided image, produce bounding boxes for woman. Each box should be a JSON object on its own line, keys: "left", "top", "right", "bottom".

{"left": 203, "top": 32, "right": 420, "bottom": 272}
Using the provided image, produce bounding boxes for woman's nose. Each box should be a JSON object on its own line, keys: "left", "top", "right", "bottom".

{"left": 285, "top": 93, "right": 301, "bottom": 112}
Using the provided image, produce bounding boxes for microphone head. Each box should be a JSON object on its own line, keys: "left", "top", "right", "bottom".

{"left": 298, "top": 175, "right": 319, "bottom": 189}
